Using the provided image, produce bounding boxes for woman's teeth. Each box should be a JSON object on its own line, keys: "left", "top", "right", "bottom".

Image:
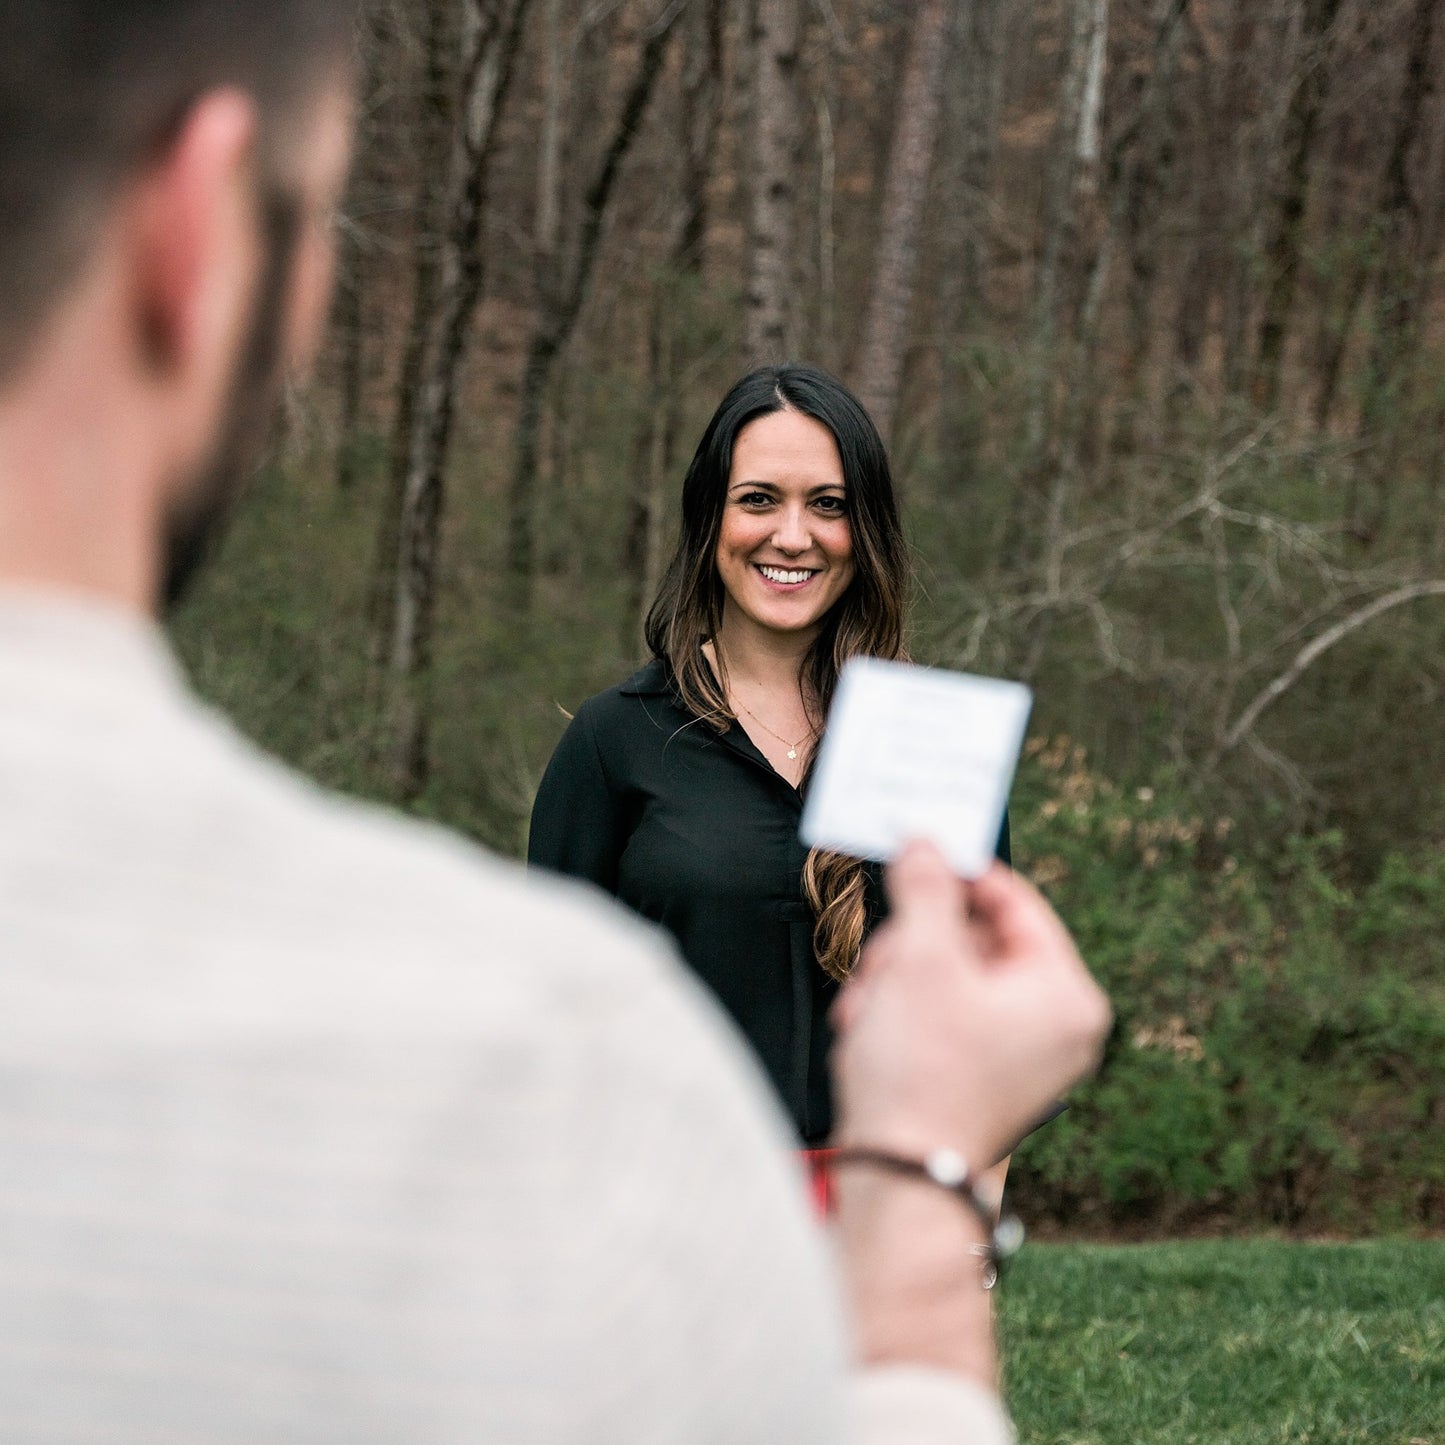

{"left": 758, "top": 566, "right": 815, "bottom": 585}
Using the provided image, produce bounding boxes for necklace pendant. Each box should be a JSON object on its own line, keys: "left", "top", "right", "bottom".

{"left": 787, "top": 747, "right": 798, "bottom": 760}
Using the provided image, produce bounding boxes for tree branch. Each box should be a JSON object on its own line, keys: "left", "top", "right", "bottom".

{"left": 1215, "top": 580, "right": 1445, "bottom": 758}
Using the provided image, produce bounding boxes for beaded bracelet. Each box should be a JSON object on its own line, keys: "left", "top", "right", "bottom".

{"left": 830, "top": 1146, "right": 1026, "bottom": 1289}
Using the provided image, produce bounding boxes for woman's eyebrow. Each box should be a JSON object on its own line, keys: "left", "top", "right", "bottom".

{"left": 727, "top": 479, "right": 845, "bottom": 493}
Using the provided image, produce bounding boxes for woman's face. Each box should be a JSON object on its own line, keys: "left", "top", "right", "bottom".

{"left": 714, "top": 408, "right": 855, "bottom": 642}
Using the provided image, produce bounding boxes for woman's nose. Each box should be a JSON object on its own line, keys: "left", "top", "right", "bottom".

{"left": 772, "top": 505, "right": 810, "bottom": 553}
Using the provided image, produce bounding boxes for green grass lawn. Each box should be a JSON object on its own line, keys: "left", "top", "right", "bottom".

{"left": 998, "top": 1241, "right": 1444, "bottom": 1444}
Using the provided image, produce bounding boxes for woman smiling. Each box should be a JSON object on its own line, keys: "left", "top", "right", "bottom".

{"left": 528, "top": 364, "right": 1011, "bottom": 1192}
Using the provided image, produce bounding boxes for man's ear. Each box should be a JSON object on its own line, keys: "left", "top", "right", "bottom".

{"left": 129, "top": 88, "right": 260, "bottom": 377}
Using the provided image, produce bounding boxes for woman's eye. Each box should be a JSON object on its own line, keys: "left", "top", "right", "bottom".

{"left": 814, "top": 495, "right": 847, "bottom": 515}
{"left": 738, "top": 492, "right": 773, "bottom": 507}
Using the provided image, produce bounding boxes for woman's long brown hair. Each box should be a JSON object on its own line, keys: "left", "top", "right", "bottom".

{"left": 644, "top": 364, "right": 909, "bottom": 981}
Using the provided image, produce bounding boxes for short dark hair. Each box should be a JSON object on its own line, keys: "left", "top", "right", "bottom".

{"left": 0, "top": 0, "right": 357, "bottom": 378}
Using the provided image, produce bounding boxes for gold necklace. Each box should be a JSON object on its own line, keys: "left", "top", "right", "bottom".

{"left": 734, "top": 698, "right": 814, "bottom": 762}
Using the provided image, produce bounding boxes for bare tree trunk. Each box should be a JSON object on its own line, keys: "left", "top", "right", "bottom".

{"left": 848, "top": 0, "right": 952, "bottom": 442}
{"left": 1111, "top": 0, "right": 1187, "bottom": 455}
{"left": 333, "top": 221, "right": 367, "bottom": 493}
{"left": 954, "top": 0, "right": 1005, "bottom": 331}
{"left": 332, "top": 2, "right": 389, "bottom": 494}
{"left": 1428, "top": 404, "right": 1445, "bottom": 563}
{"left": 1005, "top": 0, "right": 1106, "bottom": 583}
{"left": 742, "top": 0, "right": 802, "bottom": 367}
{"left": 623, "top": 0, "right": 724, "bottom": 645}
{"left": 1352, "top": 0, "right": 1440, "bottom": 542}
{"left": 534, "top": 0, "right": 566, "bottom": 284}
{"left": 504, "top": 1, "right": 688, "bottom": 609}
{"left": 938, "top": 0, "right": 1005, "bottom": 473}
{"left": 381, "top": 0, "right": 533, "bottom": 799}
{"left": 622, "top": 311, "right": 676, "bottom": 644}
{"left": 368, "top": 0, "right": 455, "bottom": 668}
{"left": 1170, "top": 9, "right": 1220, "bottom": 410}
{"left": 1308, "top": 56, "right": 1374, "bottom": 431}
{"left": 675, "top": 0, "right": 723, "bottom": 273}
{"left": 1310, "top": 183, "right": 1372, "bottom": 432}
{"left": 812, "top": 82, "right": 838, "bottom": 370}
{"left": 1061, "top": 0, "right": 1189, "bottom": 515}
{"left": 1024, "top": 0, "right": 1108, "bottom": 465}
{"left": 1251, "top": 0, "right": 1344, "bottom": 413}
{"left": 1217, "top": 0, "right": 1266, "bottom": 398}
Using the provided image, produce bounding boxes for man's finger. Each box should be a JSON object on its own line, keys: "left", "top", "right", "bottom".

{"left": 882, "top": 839, "right": 969, "bottom": 929}
{"left": 965, "top": 862, "right": 1078, "bottom": 964}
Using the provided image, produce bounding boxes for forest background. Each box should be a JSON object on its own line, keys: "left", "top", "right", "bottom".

{"left": 172, "top": 0, "right": 1445, "bottom": 1234}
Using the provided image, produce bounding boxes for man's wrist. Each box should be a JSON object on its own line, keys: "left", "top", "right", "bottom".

{"left": 831, "top": 1158, "right": 1001, "bottom": 1386}
{"left": 830, "top": 1146, "right": 1023, "bottom": 1289}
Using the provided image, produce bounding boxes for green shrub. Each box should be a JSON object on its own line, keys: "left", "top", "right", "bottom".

{"left": 1008, "top": 740, "right": 1445, "bottom": 1233}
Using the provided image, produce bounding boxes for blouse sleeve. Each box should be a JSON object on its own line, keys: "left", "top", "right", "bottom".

{"left": 527, "top": 703, "right": 627, "bottom": 895}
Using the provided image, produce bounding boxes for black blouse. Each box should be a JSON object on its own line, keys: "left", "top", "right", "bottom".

{"left": 527, "top": 658, "right": 1010, "bottom": 1145}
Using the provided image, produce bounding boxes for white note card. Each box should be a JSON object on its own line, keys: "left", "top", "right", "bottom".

{"left": 801, "top": 658, "right": 1032, "bottom": 878}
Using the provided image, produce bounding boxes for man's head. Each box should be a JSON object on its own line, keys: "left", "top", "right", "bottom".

{"left": 0, "top": 1, "right": 357, "bottom": 609}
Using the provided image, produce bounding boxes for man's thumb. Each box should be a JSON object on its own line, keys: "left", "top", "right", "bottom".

{"left": 883, "top": 840, "right": 965, "bottom": 928}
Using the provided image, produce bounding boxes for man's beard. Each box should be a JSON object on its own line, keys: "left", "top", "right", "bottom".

{"left": 160, "top": 193, "right": 302, "bottom": 610}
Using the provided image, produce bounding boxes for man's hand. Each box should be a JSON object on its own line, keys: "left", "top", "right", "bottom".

{"left": 832, "top": 842, "right": 1111, "bottom": 1171}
